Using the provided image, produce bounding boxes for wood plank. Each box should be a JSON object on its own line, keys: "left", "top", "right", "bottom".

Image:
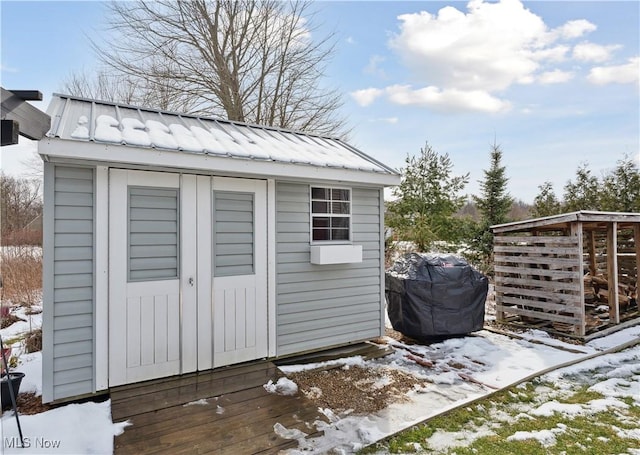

{"left": 494, "top": 245, "right": 580, "bottom": 256}
{"left": 0, "top": 87, "right": 50, "bottom": 141}
{"left": 495, "top": 276, "right": 580, "bottom": 292}
{"left": 635, "top": 225, "right": 640, "bottom": 304}
{"left": 117, "top": 385, "right": 269, "bottom": 431}
{"left": 588, "top": 230, "right": 598, "bottom": 275}
{"left": 494, "top": 235, "right": 578, "bottom": 245}
{"left": 112, "top": 366, "right": 277, "bottom": 420}
{"left": 111, "top": 361, "right": 275, "bottom": 401}
{"left": 495, "top": 285, "right": 580, "bottom": 304}
{"left": 494, "top": 254, "right": 579, "bottom": 267}
{"left": 115, "top": 391, "right": 307, "bottom": 448}
{"left": 276, "top": 341, "right": 391, "bottom": 366}
{"left": 111, "top": 365, "right": 278, "bottom": 419}
{"left": 496, "top": 305, "right": 581, "bottom": 324}
{"left": 166, "top": 402, "right": 319, "bottom": 454}
{"left": 112, "top": 359, "right": 327, "bottom": 454}
{"left": 500, "top": 295, "right": 579, "bottom": 313}
{"left": 607, "top": 223, "right": 620, "bottom": 324}
{"left": 494, "top": 265, "right": 580, "bottom": 280}
{"left": 571, "top": 222, "right": 586, "bottom": 336}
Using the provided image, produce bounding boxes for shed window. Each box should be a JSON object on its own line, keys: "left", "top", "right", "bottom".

{"left": 311, "top": 187, "right": 351, "bottom": 242}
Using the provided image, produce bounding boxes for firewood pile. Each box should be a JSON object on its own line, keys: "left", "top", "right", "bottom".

{"left": 552, "top": 273, "right": 638, "bottom": 335}
{"left": 583, "top": 272, "right": 637, "bottom": 311}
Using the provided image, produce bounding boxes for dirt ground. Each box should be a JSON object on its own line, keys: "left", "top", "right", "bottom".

{"left": 2, "top": 392, "right": 51, "bottom": 415}
{"left": 288, "top": 360, "right": 424, "bottom": 415}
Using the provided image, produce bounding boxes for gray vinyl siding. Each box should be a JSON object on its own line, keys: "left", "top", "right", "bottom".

{"left": 214, "top": 191, "right": 254, "bottom": 277}
{"left": 128, "top": 187, "right": 179, "bottom": 281}
{"left": 276, "top": 182, "right": 382, "bottom": 356}
{"left": 47, "top": 165, "right": 95, "bottom": 401}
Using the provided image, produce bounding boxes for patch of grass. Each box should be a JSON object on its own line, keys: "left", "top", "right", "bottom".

{"left": 360, "top": 374, "right": 640, "bottom": 454}
{"left": 2, "top": 335, "right": 24, "bottom": 346}
{"left": 562, "top": 385, "right": 604, "bottom": 404}
{"left": 447, "top": 436, "right": 550, "bottom": 455}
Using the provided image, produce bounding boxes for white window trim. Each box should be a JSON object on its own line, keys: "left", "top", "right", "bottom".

{"left": 309, "top": 185, "right": 352, "bottom": 245}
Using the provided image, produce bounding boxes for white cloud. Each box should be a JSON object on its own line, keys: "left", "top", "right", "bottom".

{"left": 587, "top": 56, "right": 640, "bottom": 85}
{"left": 0, "top": 64, "right": 19, "bottom": 73}
{"left": 530, "top": 45, "right": 570, "bottom": 63}
{"left": 352, "top": 0, "right": 627, "bottom": 114}
{"left": 554, "top": 19, "right": 597, "bottom": 39}
{"left": 346, "top": 36, "right": 356, "bottom": 45}
{"left": 385, "top": 84, "right": 511, "bottom": 113}
{"left": 573, "top": 42, "right": 621, "bottom": 63}
{"left": 350, "top": 88, "right": 384, "bottom": 106}
{"left": 538, "top": 70, "right": 574, "bottom": 84}
{"left": 388, "top": 0, "right": 550, "bottom": 92}
{"left": 370, "top": 117, "right": 399, "bottom": 124}
{"left": 364, "top": 55, "right": 386, "bottom": 78}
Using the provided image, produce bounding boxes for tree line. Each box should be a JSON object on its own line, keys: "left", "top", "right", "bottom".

{"left": 386, "top": 141, "right": 640, "bottom": 272}
{"left": 0, "top": 174, "right": 42, "bottom": 245}
{"left": 532, "top": 158, "right": 640, "bottom": 217}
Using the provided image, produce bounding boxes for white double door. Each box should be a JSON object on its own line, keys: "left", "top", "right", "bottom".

{"left": 108, "top": 170, "right": 267, "bottom": 386}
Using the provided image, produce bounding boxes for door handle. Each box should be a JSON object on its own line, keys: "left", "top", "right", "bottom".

{"left": 188, "top": 277, "right": 194, "bottom": 286}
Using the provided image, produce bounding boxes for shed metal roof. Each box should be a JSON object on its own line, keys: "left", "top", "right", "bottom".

{"left": 44, "top": 94, "right": 398, "bottom": 181}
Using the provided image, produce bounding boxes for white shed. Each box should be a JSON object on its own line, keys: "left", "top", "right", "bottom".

{"left": 39, "top": 94, "right": 400, "bottom": 403}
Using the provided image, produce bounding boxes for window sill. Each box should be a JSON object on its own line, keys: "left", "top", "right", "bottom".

{"left": 310, "top": 244, "right": 362, "bottom": 265}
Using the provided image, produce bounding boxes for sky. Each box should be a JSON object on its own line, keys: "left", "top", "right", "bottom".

{"left": 1, "top": 0, "right": 639, "bottom": 202}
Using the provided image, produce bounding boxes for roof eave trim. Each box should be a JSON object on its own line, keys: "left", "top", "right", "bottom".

{"left": 38, "top": 138, "right": 401, "bottom": 186}
{"left": 491, "top": 210, "right": 640, "bottom": 233}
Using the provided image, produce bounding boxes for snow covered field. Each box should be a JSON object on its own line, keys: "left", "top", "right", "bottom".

{"left": 1, "top": 302, "right": 639, "bottom": 454}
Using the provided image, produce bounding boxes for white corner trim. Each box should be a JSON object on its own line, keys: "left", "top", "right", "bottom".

{"left": 310, "top": 244, "right": 363, "bottom": 265}
{"left": 267, "top": 179, "right": 277, "bottom": 357}
{"left": 95, "top": 166, "right": 109, "bottom": 391}
{"left": 41, "top": 163, "right": 55, "bottom": 403}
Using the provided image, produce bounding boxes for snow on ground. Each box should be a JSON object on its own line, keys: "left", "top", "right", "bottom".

{"left": 2, "top": 302, "right": 639, "bottom": 454}
{"left": 415, "top": 337, "right": 640, "bottom": 454}
{"left": 264, "top": 377, "right": 299, "bottom": 396}
{"left": 1, "top": 306, "right": 127, "bottom": 454}
{"left": 1, "top": 306, "right": 42, "bottom": 341}
{"left": 278, "top": 327, "right": 640, "bottom": 454}
{"left": 1, "top": 399, "right": 129, "bottom": 454}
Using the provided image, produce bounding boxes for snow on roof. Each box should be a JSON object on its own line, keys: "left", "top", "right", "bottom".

{"left": 45, "top": 94, "right": 398, "bottom": 176}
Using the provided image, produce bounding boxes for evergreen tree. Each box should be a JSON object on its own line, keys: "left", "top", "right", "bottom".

{"left": 470, "top": 142, "right": 513, "bottom": 268}
{"left": 387, "top": 142, "right": 469, "bottom": 251}
{"left": 473, "top": 143, "right": 513, "bottom": 226}
{"left": 600, "top": 155, "right": 640, "bottom": 212}
{"left": 563, "top": 163, "right": 600, "bottom": 212}
{"left": 532, "top": 181, "right": 562, "bottom": 217}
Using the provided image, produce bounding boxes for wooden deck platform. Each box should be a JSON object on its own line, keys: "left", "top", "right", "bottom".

{"left": 111, "top": 360, "right": 326, "bottom": 454}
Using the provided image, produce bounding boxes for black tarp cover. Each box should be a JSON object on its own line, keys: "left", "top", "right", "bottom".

{"left": 386, "top": 253, "right": 488, "bottom": 339}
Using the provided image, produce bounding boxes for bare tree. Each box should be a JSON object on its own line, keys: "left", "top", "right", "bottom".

{"left": 65, "top": 0, "right": 347, "bottom": 136}
{"left": 0, "top": 173, "right": 42, "bottom": 245}
{"left": 64, "top": 69, "right": 140, "bottom": 105}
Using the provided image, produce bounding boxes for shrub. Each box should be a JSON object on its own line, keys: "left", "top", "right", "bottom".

{"left": 0, "top": 246, "right": 42, "bottom": 308}
{"left": 25, "top": 329, "right": 42, "bottom": 353}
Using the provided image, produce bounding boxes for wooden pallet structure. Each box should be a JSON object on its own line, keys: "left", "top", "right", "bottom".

{"left": 491, "top": 211, "right": 640, "bottom": 340}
